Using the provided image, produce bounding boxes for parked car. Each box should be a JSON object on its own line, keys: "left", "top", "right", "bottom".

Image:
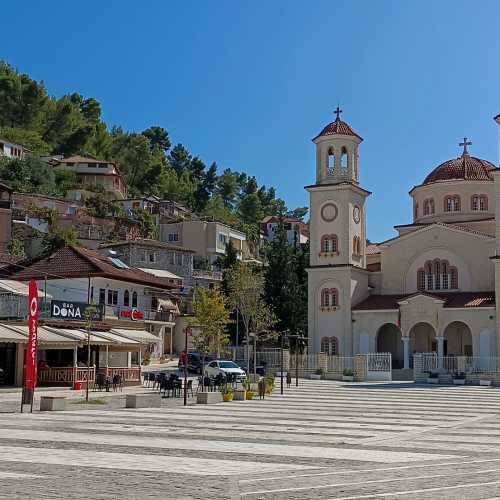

{"left": 178, "top": 352, "right": 214, "bottom": 374}
{"left": 205, "top": 360, "right": 247, "bottom": 381}
{"left": 235, "top": 360, "right": 266, "bottom": 376}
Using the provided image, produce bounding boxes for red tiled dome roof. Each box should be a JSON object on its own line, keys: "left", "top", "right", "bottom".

{"left": 313, "top": 118, "right": 363, "bottom": 141}
{"left": 423, "top": 155, "right": 496, "bottom": 185}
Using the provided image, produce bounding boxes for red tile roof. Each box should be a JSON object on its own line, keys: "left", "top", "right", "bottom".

{"left": 313, "top": 118, "right": 363, "bottom": 141}
{"left": 100, "top": 239, "right": 195, "bottom": 253}
{"left": 352, "top": 292, "right": 495, "bottom": 311}
{"left": 366, "top": 244, "right": 380, "bottom": 255}
{"left": 8, "top": 246, "right": 176, "bottom": 291}
{"left": 423, "top": 155, "right": 495, "bottom": 184}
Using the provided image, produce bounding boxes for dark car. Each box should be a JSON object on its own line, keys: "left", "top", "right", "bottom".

{"left": 179, "top": 352, "right": 214, "bottom": 374}
{"left": 235, "top": 360, "right": 266, "bottom": 376}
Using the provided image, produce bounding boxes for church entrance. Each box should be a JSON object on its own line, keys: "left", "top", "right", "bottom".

{"left": 443, "top": 321, "right": 473, "bottom": 356}
{"left": 409, "top": 322, "right": 436, "bottom": 354}
{"left": 376, "top": 324, "right": 403, "bottom": 369}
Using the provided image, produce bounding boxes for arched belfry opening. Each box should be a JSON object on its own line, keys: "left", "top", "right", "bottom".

{"left": 327, "top": 147, "right": 335, "bottom": 176}
{"left": 340, "top": 146, "right": 348, "bottom": 172}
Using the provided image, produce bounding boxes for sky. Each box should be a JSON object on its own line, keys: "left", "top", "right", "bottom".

{"left": 3, "top": 0, "right": 500, "bottom": 241}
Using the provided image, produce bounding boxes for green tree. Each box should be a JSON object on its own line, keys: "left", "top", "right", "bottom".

{"left": 191, "top": 287, "right": 231, "bottom": 370}
{"left": 142, "top": 126, "right": 171, "bottom": 153}
{"left": 216, "top": 168, "right": 239, "bottom": 208}
{"left": 42, "top": 225, "right": 79, "bottom": 256}
{"left": 168, "top": 143, "right": 192, "bottom": 177}
{"left": 194, "top": 161, "right": 217, "bottom": 212}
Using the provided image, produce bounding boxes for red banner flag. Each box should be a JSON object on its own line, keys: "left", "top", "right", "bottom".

{"left": 22, "top": 280, "right": 39, "bottom": 407}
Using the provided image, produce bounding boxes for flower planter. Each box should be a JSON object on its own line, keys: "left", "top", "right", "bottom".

{"left": 233, "top": 389, "right": 246, "bottom": 401}
{"left": 427, "top": 378, "right": 440, "bottom": 384}
{"left": 453, "top": 379, "right": 466, "bottom": 385}
{"left": 342, "top": 375, "right": 354, "bottom": 382}
{"left": 310, "top": 374, "right": 322, "bottom": 380}
{"left": 222, "top": 393, "right": 234, "bottom": 402}
{"left": 197, "top": 391, "right": 222, "bottom": 404}
{"left": 480, "top": 379, "right": 492, "bottom": 387}
{"left": 246, "top": 391, "right": 256, "bottom": 400}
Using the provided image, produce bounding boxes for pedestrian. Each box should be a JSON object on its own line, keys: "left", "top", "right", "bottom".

{"left": 286, "top": 371, "right": 292, "bottom": 388}
{"left": 258, "top": 378, "right": 266, "bottom": 399}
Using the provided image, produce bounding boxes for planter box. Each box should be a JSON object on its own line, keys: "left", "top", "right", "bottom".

{"left": 233, "top": 389, "right": 246, "bottom": 401}
{"left": 197, "top": 391, "right": 222, "bottom": 404}
{"left": 40, "top": 396, "right": 66, "bottom": 412}
{"left": 427, "top": 378, "right": 440, "bottom": 384}
{"left": 453, "top": 379, "right": 466, "bottom": 385}
{"left": 480, "top": 379, "right": 493, "bottom": 387}
{"left": 310, "top": 374, "right": 322, "bottom": 380}
{"left": 126, "top": 394, "right": 161, "bottom": 409}
{"left": 342, "top": 375, "right": 354, "bottom": 382}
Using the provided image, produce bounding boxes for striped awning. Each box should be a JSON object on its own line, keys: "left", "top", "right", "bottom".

{"left": 3, "top": 325, "right": 77, "bottom": 345}
{"left": 0, "top": 325, "right": 27, "bottom": 343}
{"left": 111, "top": 328, "right": 159, "bottom": 344}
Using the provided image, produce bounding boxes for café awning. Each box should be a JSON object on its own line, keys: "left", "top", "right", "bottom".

{"left": 0, "top": 324, "right": 27, "bottom": 343}
{"left": 111, "top": 328, "right": 159, "bottom": 344}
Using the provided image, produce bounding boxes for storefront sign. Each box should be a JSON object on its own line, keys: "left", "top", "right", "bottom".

{"left": 51, "top": 300, "right": 103, "bottom": 321}
{"left": 120, "top": 309, "right": 144, "bottom": 321}
{"left": 22, "top": 280, "right": 38, "bottom": 408}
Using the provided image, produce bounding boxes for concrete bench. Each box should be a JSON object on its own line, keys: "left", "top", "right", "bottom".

{"left": 40, "top": 396, "right": 67, "bottom": 412}
{"left": 196, "top": 391, "right": 222, "bottom": 404}
{"left": 126, "top": 394, "right": 161, "bottom": 409}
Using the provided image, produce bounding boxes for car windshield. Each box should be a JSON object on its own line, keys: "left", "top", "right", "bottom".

{"left": 219, "top": 361, "right": 238, "bottom": 368}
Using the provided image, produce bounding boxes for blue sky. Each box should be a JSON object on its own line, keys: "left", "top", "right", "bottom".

{"left": 3, "top": 1, "right": 500, "bottom": 241}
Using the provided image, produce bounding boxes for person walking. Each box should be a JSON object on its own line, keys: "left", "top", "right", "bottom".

{"left": 286, "top": 371, "right": 292, "bottom": 388}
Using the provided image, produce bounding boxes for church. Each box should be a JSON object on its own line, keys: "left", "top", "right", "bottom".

{"left": 306, "top": 108, "right": 500, "bottom": 372}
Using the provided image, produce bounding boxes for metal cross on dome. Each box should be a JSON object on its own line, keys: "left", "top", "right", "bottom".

{"left": 334, "top": 105, "right": 343, "bottom": 121}
{"left": 459, "top": 137, "right": 472, "bottom": 156}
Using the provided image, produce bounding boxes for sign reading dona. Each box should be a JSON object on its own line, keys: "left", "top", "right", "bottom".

{"left": 51, "top": 300, "right": 103, "bottom": 321}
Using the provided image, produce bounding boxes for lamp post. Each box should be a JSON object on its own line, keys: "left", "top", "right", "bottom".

{"left": 288, "top": 332, "right": 307, "bottom": 388}
{"left": 183, "top": 327, "right": 191, "bottom": 406}
{"left": 280, "top": 330, "right": 289, "bottom": 395}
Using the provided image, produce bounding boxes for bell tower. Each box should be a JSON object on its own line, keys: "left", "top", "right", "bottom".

{"left": 306, "top": 108, "right": 371, "bottom": 355}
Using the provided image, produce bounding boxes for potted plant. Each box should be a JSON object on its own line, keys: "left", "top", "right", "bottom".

{"left": 265, "top": 374, "right": 275, "bottom": 395}
{"left": 221, "top": 384, "right": 234, "bottom": 402}
{"left": 453, "top": 372, "right": 466, "bottom": 385}
{"left": 342, "top": 368, "right": 354, "bottom": 382}
{"left": 427, "top": 372, "right": 440, "bottom": 384}
{"left": 245, "top": 390, "right": 256, "bottom": 400}
{"left": 480, "top": 379, "right": 493, "bottom": 387}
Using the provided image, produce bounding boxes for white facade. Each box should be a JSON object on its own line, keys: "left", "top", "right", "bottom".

{"left": 307, "top": 113, "right": 500, "bottom": 370}
{"left": 0, "top": 138, "right": 26, "bottom": 159}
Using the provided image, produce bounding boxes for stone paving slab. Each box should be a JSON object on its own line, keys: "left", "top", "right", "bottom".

{"left": 0, "top": 379, "right": 499, "bottom": 498}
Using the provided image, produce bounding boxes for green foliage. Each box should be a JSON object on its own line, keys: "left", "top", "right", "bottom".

{"left": 84, "top": 190, "right": 122, "bottom": 218}
{"left": 42, "top": 225, "right": 79, "bottom": 256}
{"left": 130, "top": 207, "right": 157, "bottom": 239}
{"left": 8, "top": 225, "right": 26, "bottom": 258}
{"left": 264, "top": 220, "right": 308, "bottom": 336}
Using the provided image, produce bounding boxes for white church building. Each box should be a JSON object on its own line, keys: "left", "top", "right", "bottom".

{"left": 307, "top": 108, "right": 500, "bottom": 371}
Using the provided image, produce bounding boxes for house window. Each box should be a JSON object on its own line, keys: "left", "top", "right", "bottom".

{"left": 124, "top": 290, "right": 130, "bottom": 307}
{"left": 169, "top": 252, "right": 175, "bottom": 265}
{"left": 321, "top": 234, "right": 338, "bottom": 254}
{"left": 320, "top": 336, "right": 339, "bottom": 355}
{"left": 99, "top": 288, "right": 106, "bottom": 305}
{"left": 168, "top": 233, "right": 179, "bottom": 242}
{"left": 471, "top": 194, "right": 488, "bottom": 211}
{"left": 107, "top": 289, "right": 118, "bottom": 306}
{"left": 139, "top": 250, "right": 146, "bottom": 262}
{"left": 132, "top": 291, "right": 138, "bottom": 308}
{"left": 176, "top": 252, "right": 183, "bottom": 266}
{"left": 320, "top": 288, "right": 339, "bottom": 308}
{"left": 218, "top": 233, "right": 228, "bottom": 246}
{"left": 423, "top": 199, "right": 435, "bottom": 216}
{"left": 418, "top": 259, "right": 458, "bottom": 291}
{"left": 444, "top": 195, "right": 461, "bottom": 212}
{"left": 149, "top": 252, "right": 156, "bottom": 263}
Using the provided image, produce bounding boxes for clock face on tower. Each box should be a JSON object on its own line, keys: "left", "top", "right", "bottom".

{"left": 321, "top": 203, "right": 338, "bottom": 222}
{"left": 353, "top": 205, "right": 361, "bottom": 224}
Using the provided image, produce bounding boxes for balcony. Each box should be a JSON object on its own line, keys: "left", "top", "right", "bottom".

{"left": 192, "top": 269, "right": 223, "bottom": 281}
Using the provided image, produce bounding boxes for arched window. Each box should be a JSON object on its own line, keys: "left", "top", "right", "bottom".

{"left": 352, "top": 236, "right": 361, "bottom": 256}
{"left": 340, "top": 147, "right": 348, "bottom": 170}
{"left": 444, "top": 195, "right": 461, "bottom": 212}
{"left": 414, "top": 202, "right": 419, "bottom": 219}
{"left": 132, "top": 291, "right": 138, "bottom": 308}
{"left": 450, "top": 267, "right": 458, "bottom": 289}
{"left": 320, "top": 288, "right": 339, "bottom": 308}
{"left": 472, "top": 194, "right": 488, "bottom": 211}
{"left": 320, "top": 336, "right": 339, "bottom": 355}
{"left": 417, "top": 269, "right": 425, "bottom": 291}
{"left": 327, "top": 148, "right": 335, "bottom": 175}
{"left": 321, "top": 234, "right": 338, "bottom": 254}
{"left": 419, "top": 259, "right": 458, "bottom": 291}
{"left": 423, "top": 199, "right": 435, "bottom": 216}
{"left": 124, "top": 290, "right": 130, "bottom": 307}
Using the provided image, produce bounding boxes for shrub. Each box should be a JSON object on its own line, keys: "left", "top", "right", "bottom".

{"left": 343, "top": 368, "right": 353, "bottom": 377}
{"left": 315, "top": 368, "right": 325, "bottom": 376}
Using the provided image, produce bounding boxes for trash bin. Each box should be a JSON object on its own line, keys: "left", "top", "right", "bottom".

{"left": 73, "top": 381, "right": 81, "bottom": 390}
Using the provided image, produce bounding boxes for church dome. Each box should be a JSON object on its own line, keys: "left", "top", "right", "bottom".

{"left": 313, "top": 107, "right": 363, "bottom": 141}
{"left": 423, "top": 139, "right": 496, "bottom": 185}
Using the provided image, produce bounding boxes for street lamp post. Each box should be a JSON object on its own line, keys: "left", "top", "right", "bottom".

{"left": 280, "top": 330, "right": 289, "bottom": 395}
{"left": 183, "top": 327, "right": 191, "bottom": 406}
{"left": 288, "top": 332, "right": 307, "bottom": 388}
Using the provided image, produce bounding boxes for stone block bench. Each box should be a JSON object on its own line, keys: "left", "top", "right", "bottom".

{"left": 40, "top": 396, "right": 67, "bottom": 412}
{"left": 197, "top": 392, "right": 222, "bottom": 404}
{"left": 126, "top": 394, "right": 161, "bottom": 409}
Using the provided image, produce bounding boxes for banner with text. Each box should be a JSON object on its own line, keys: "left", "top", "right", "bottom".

{"left": 22, "top": 280, "right": 38, "bottom": 406}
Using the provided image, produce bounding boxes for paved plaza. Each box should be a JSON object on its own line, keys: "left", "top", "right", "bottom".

{"left": 1, "top": 381, "right": 500, "bottom": 498}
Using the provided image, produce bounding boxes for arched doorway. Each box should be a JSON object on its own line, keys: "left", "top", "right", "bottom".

{"left": 377, "top": 324, "right": 403, "bottom": 369}
{"left": 409, "top": 322, "right": 436, "bottom": 354}
{"left": 443, "top": 321, "right": 473, "bottom": 356}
